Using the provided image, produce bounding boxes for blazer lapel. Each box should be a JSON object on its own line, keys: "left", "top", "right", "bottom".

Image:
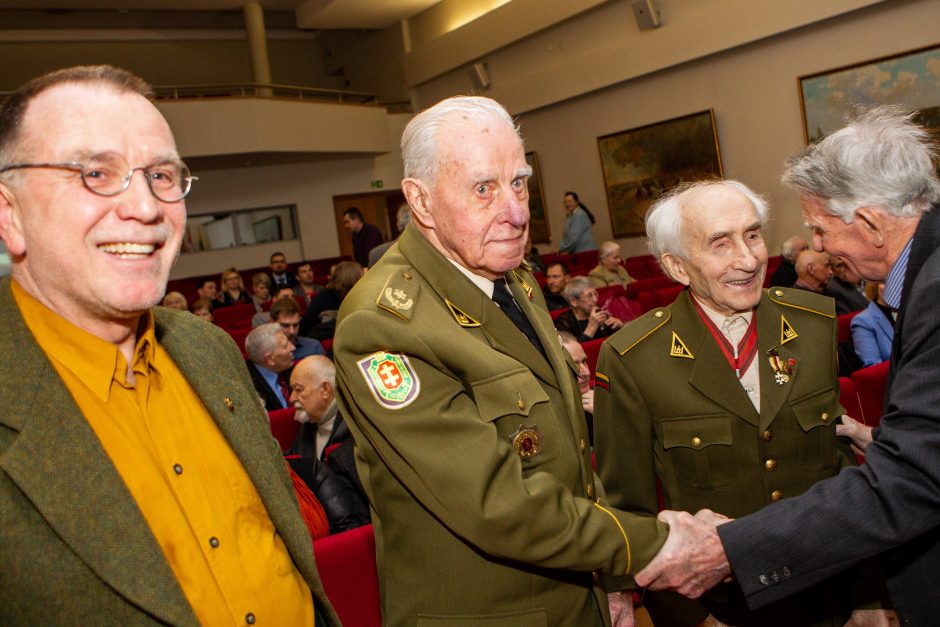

{"left": 674, "top": 293, "right": 760, "bottom": 426}
{"left": 0, "top": 282, "right": 195, "bottom": 625}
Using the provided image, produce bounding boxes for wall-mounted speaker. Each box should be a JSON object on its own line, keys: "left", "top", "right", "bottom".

{"left": 469, "top": 61, "right": 491, "bottom": 90}
{"left": 631, "top": 0, "right": 661, "bottom": 30}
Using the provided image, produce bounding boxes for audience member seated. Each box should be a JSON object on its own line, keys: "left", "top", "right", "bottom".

{"left": 190, "top": 298, "right": 214, "bottom": 323}
{"left": 554, "top": 276, "right": 624, "bottom": 341}
{"left": 195, "top": 278, "right": 218, "bottom": 308}
{"left": 271, "top": 297, "right": 325, "bottom": 360}
{"left": 588, "top": 241, "right": 633, "bottom": 288}
{"left": 245, "top": 322, "right": 295, "bottom": 411}
{"left": 294, "top": 261, "right": 322, "bottom": 306}
{"left": 559, "top": 332, "right": 595, "bottom": 445}
{"left": 851, "top": 282, "right": 894, "bottom": 367}
{"left": 250, "top": 272, "right": 272, "bottom": 313}
{"left": 542, "top": 261, "right": 571, "bottom": 311}
{"left": 160, "top": 291, "right": 187, "bottom": 311}
{"left": 269, "top": 251, "right": 298, "bottom": 290}
{"left": 300, "top": 261, "right": 364, "bottom": 340}
{"left": 828, "top": 256, "right": 870, "bottom": 315}
{"left": 217, "top": 268, "right": 251, "bottom": 308}
{"left": 287, "top": 356, "right": 370, "bottom": 534}
{"left": 252, "top": 286, "right": 295, "bottom": 327}
{"left": 768, "top": 234, "right": 808, "bottom": 287}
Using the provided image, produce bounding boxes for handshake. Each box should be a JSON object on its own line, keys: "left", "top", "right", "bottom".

{"left": 635, "top": 509, "right": 733, "bottom": 596}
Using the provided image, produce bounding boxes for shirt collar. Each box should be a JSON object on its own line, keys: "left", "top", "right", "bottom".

{"left": 691, "top": 292, "right": 754, "bottom": 330}
{"left": 447, "top": 257, "right": 495, "bottom": 298}
{"left": 883, "top": 238, "right": 913, "bottom": 310}
{"left": 12, "top": 278, "right": 158, "bottom": 402}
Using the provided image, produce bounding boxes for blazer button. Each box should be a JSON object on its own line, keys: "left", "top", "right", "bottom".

{"left": 771, "top": 490, "right": 783, "bottom": 501}
{"left": 764, "top": 459, "right": 777, "bottom": 471}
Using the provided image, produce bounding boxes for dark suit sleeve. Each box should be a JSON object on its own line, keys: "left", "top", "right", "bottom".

{"left": 719, "top": 270, "right": 940, "bottom": 609}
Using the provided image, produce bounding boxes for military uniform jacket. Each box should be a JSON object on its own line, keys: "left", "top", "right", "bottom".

{"left": 333, "top": 226, "right": 668, "bottom": 627}
{"left": 0, "top": 278, "right": 339, "bottom": 626}
{"left": 595, "top": 288, "right": 860, "bottom": 625}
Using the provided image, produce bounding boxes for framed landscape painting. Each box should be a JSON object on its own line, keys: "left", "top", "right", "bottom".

{"left": 597, "top": 110, "right": 722, "bottom": 237}
{"left": 799, "top": 44, "right": 940, "bottom": 144}
{"left": 526, "top": 151, "right": 551, "bottom": 244}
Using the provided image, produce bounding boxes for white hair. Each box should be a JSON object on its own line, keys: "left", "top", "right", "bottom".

{"left": 401, "top": 95, "right": 521, "bottom": 184}
{"left": 782, "top": 105, "right": 940, "bottom": 221}
{"left": 245, "top": 322, "right": 284, "bottom": 365}
{"left": 645, "top": 179, "right": 770, "bottom": 269}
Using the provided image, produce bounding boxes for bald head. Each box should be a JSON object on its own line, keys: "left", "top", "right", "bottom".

{"left": 795, "top": 250, "right": 831, "bottom": 291}
{"left": 289, "top": 355, "right": 336, "bottom": 423}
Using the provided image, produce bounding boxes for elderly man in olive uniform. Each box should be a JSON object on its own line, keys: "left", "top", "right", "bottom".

{"left": 594, "top": 180, "right": 884, "bottom": 626}
{"left": 333, "top": 96, "right": 669, "bottom": 626}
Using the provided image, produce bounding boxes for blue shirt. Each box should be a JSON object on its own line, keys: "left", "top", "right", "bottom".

{"left": 883, "top": 238, "right": 913, "bottom": 309}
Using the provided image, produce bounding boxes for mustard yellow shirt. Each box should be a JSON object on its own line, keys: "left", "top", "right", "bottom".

{"left": 13, "top": 280, "right": 313, "bottom": 625}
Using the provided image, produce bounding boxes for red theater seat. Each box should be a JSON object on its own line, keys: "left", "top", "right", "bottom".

{"left": 313, "top": 524, "right": 381, "bottom": 627}
{"left": 268, "top": 407, "right": 300, "bottom": 452}
{"left": 851, "top": 360, "right": 890, "bottom": 428}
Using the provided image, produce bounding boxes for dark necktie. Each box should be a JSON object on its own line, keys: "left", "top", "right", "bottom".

{"left": 493, "top": 278, "right": 547, "bottom": 359}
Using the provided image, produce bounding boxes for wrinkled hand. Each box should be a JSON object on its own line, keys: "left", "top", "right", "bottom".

{"left": 608, "top": 590, "right": 635, "bottom": 627}
{"left": 844, "top": 609, "right": 900, "bottom": 627}
{"left": 585, "top": 307, "right": 607, "bottom": 336}
{"left": 635, "top": 509, "right": 733, "bottom": 598}
{"left": 837, "top": 414, "right": 873, "bottom": 456}
{"left": 581, "top": 389, "right": 595, "bottom": 414}
{"left": 604, "top": 314, "right": 625, "bottom": 330}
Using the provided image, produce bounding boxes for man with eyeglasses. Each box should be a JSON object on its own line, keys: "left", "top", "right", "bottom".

{"left": 0, "top": 66, "right": 338, "bottom": 625}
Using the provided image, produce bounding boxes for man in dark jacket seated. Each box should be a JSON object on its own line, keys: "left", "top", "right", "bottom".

{"left": 288, "top": 355, "right": 369, "bottom": 533}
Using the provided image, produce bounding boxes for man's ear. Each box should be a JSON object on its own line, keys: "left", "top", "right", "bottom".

{"left": 402, "top": 178, "right": 434, "bottom": 229}
{"left": 854, "top": 205, "right": 886, "bottom": 248}
{"left": 660, "top": 254, "right": 690, "bottom": 286}
{"left": 0, "top": 182, "right": 26, "bottom": 256}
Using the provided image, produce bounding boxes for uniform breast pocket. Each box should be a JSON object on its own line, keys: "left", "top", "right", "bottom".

{"left": 791, "top": 387, "right": 841, "bottom": 470}
{"left": 660, "top": 414, "right": 735, "bottom": 490}
{"left": 472, "top": 369, "right": 556, "bottom": 471}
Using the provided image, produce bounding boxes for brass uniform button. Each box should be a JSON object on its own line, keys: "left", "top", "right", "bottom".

{"left": 774, "top": 289, "right": 784, "bottom": 297}
{"left": 587, "top": 484, "right": 594, "bottom": 499}
{"left": 517, "top": 398, "right": 526, "bottom": 410}
{"left": 761, "top": 430, "right": 773, "bottom": 442}
{"left": 821, "top": 412, "right": 829, "bottom": 422}
{"left": 402, "top": 271, "right": 413, "bottom": 280}
{"left": 765, "top": 459, "right": 777, "bottom": 471}
{"left": 771, "top": 490, "right": 783, "bottom": 501}
{"left": 580, "top": 439, "right": 588, "bottom": 453}
{"left": 654, "top": 310, "right": 664, "bottom": 318}
{"left": 691, "top": 436, "right": 702, "bottom": 447}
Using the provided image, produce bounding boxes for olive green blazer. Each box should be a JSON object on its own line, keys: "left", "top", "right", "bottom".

{"left": 0, "top": 277, "right": 339, "bottom": 625}
{"left": 333, "top": 226, "right": 668, "bottom": 627}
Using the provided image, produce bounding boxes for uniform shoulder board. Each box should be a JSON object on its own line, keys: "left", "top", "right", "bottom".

{"left": 376, "top": 268, "right": 420, "bottom": 321}
{"left": 766, "top": 286, "right": 835, "bottom": 318}
{"left": 606, "top": 306, "right": 672, "bottom": 356}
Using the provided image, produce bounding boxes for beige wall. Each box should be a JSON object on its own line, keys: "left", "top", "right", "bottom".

{"left": 170, "top": 112, "right": 410, "bottom": 279}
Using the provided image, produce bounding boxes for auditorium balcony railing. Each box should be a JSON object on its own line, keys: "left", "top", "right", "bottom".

{"left": 152, "top": 82, "right": 378, "bottom": 105}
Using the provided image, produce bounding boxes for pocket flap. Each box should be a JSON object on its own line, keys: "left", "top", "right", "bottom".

{"left": 472, "top": 369, "right": 550, "bottom": 422}
{"left": 662, "top": 414, "right": 733, "bottom": 450}
{"left": 791, "top": 387, "right": 840, "bottom": 432}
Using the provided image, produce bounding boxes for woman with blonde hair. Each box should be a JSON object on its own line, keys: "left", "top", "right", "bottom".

{"left": 218, "top": 268, "right": 250, "bottom": 307}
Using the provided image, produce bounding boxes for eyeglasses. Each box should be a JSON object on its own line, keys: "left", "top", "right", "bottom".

{"left": 0, "top": 151, "right": 197, "bottom": 202}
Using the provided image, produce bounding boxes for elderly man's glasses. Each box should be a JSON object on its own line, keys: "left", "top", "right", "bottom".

{"left": 0, "top": 151, "right": 197, "bottom": 202}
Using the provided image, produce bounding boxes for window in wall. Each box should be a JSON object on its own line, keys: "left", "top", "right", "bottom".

{"left": 183, "top": 204, "right": 298, "bottom": 253}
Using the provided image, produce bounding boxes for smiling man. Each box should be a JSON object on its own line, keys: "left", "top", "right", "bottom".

{"left": 0, "top": 66, "right": 337, "bottom": 625}
{"left": 593, "top": 179, "right": 878, "bottom": 626}
{"left": 333, "top": 96, "right": 669, "bottom": 626}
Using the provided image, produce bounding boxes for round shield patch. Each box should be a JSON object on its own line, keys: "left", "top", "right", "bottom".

{"left": 357, "top": 351, "right": 420, "bottom": 410}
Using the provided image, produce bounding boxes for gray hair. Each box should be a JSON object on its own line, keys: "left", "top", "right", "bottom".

{"left": 645, "top": 179, "right": 770, "bottom": 265}
{"left": 780, "top": 235, "right": 807, "bottom": 262}
{"left": 245, "top": 322, "right": 284, "bottom": 365}
{"left": 598, "top": 241, "right": 621, "bottom": 260}
{"left": 782, "top": 106, "right": 940, "bottom": 221}
{"left": 563, "top": 276, "right": 594, "bottom": 302}
{"left": 401, "top": 95, "right": 521, "bottom": 184}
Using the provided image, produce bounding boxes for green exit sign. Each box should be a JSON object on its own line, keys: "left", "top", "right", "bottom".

{"left": 370, "top": 180, "right": 384, "bottom": 189}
